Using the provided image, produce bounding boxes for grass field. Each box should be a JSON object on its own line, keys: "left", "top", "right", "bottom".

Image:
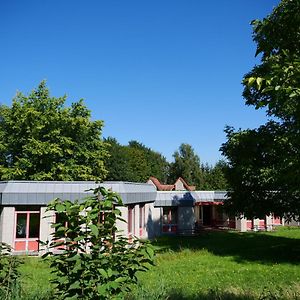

{"left": 18, "top": 227, "right": 300, "bottom": 300}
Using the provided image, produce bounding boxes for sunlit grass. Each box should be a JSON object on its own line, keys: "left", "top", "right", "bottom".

{"left": 18, "top": 257, "right": 53, "bottom": 299}
{"left": 17, "top": 227, "right": 300, "bottom": 299}
{"left": 129, "top": 227, "right": 300, "bottom": 299}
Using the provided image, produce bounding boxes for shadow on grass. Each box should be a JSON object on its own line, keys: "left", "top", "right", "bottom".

{"left": 152, "top": 228, "right": 300, "bottom": 265}
{"left": 129, "top": 287, "right": 290, "bottom": 300}
{"left": 167, "top": 289, "right": 256, "bottom": 300}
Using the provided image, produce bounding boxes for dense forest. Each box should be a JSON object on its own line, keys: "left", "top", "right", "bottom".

{"left": 104, "top": 138, "right": 228, "bottom": 190}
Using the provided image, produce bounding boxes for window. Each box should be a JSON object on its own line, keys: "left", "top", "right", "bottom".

{"left": 16, "top": 213, "right": 27, "bottom": 238}
{"left": 14, "top": 208, "right": 40, "bottom": 252}
{"left": 163, "top": 207, "right": 177, "bottom": 224}
{"left": 15, "top": 212, "right": 40, "bottom": 239}
{"left": 29, "top": 213, "right": 40, "bottom": 238}
{"left": 162, "top": 207, "right": 178, "bottom": 233}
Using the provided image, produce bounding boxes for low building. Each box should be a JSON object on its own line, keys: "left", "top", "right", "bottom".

{"left": 0, "top": 181, "right": 159, "bottom": 255}
{"left": 0, "top": 179, "right": 286, "bottom": 255}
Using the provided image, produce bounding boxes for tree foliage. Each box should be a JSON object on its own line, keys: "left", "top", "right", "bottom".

{"left": 42, "top": 186, "right": 154, "bottom": 299}
{"left": 105, "top": 138, "right": 169, "bottom": 183}
{"left": 169, "top": 143, "right": 204, "bottom": 188}
{"left": 169, "top": 144, "right": 228, "bottom": 190}
{"left": 201, "top": 160, "right": 229, "bottom": 191}
{"left": 0, "top": 81, "right": 108, "bottom": 181}
{"left": 221, "top": 0, "right": 300, "bottom": 220}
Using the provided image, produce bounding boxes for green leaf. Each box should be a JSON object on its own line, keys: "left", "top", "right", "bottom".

{"left": 55, "top": 203, "right": 65, "bottom": 212}
{"left": 97, "top": 284, "right": 107, "bottom": 295}
{"left": 98, "top": 268, "right": 108, "bottom": 278}
{"left": 256, "top": 77, "right": 263, "bottom": 90}
{"left": 69, "top": 281, "right": 80, "bottom": 290}
{"left": 115, "top": 276, "right": 127, "bottom": 283}
{"left": 247, "top": 77, "right": 256, "bottom": 86}
{"left": 88, "top": 224, "right": 99, "bottom": 237}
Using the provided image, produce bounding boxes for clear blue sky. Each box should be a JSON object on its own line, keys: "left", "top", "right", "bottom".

{"left": 0, "top": 0, "right": 279, "bottom": 165}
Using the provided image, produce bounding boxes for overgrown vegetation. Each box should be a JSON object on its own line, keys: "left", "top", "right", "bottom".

{"left": 129, "top": 227, "right": 300, "bottom": 300}
{"left": 0, "top": 243, "right": 22, "bottom": 300}
{"left": 41, "top": 186, "right": 154, "bottom": 299}
{"left": 18, "top": 227, "right": 300, "bottom": 300}
{"left": 221, "top": 0, "right": 300, "bottom": 220}
{"left": 105, "top": 139, "right": 228, "bottom": 190}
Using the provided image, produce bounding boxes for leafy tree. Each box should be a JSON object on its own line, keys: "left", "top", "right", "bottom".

{"left": 42, "top": 186, "right": 154, "bottom": 299}
{"left": 0, "top": 81, "right": 108, "bottom": 181}
{"left": 105, "top": 138, "right": 169, "bottom": 183}
{"left": 104, "top": 138, "right": 132, "bottom": 181}
{"left": 221, "top": 0, "right": 300, "bottom": 220}
{"left": 201, "top": 160, "right": 228, "bottom": 190}
{"left": 169, "top": 143, "right": 204, "bottom": 188}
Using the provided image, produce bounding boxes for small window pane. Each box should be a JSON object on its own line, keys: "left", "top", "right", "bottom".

{"left": 162, "top": 208, "right": 169, "bottom": 224}
{"left": 170, "top": 207, "right": 178, "bottom": 224}
{"left": 16, "top": 214, "right": 27, "bottom": 238}
{"left": 29, "top": 213, "right": 40, "bottom": 238}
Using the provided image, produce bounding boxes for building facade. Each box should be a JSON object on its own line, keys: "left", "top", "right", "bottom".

{"left": 0, "top": 180, "right": 285, "bottom": 255}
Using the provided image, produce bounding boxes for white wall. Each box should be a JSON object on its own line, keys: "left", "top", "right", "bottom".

{"left": 175, "top": 180, "right": 185, "bottom": 191}
{"left": 145, "top": 204, "right": 161, "bottom": 239}
{"left": 39, "top": 207, "right": 55, "bottom": 254}
{"left": 116, "top": 203, "right": 162, "bottom": 240}
{"left": 178, "top": 206, "right": 195, "bottom": 231}
{"left": 0, "top": 207, "right": 15, "bottom": 247}
{"left": 235, "top": 216, "right": 247, "bottom": 232}
{"left": 116, "top": 206, "right": 128, "bottom": 237}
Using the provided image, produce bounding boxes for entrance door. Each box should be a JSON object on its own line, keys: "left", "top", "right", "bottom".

{"left": 15, "top": 211, "right": 40, "bottom": 252}
{"left": 202, "top": 206, "right": 212, "bottom": 226}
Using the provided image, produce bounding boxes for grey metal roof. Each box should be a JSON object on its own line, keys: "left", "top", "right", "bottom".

{"left": 0, "top": 181, "right": 228, "bottom": 207}
{"left": 154, "top": 191, "right": 227, "bottom": 207}
{"left": 0, "top": 181, "right": 157, "bottom": 206}
{"left": 192, "top": 191, "right": 227, "bottom": 202}
{"left": 154, "top": 191, "right": 195, "bottom": 207}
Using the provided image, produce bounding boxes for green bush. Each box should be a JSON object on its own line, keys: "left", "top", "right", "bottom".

{"left": 0, "top": 243, "right": 22, "bottom": 300}
{"left": 42, "top": 186, "right": 154, "bottom": 299}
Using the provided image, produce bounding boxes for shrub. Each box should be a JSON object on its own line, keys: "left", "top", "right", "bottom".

{"left": 0, "top": 243, "right": 22, "bottom": 300}
{"left": 42, "top": 186, "right": 154, "bottom": 299}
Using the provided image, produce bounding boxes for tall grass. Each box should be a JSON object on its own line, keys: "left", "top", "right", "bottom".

{"left": 129, "top": 227, "right": 300, "bottom": 300}
{"left": 15, "top": 227, "right": 300, "bottom": 300}
{"left": 17, "top": 257, "right": 53, "bottom": 300}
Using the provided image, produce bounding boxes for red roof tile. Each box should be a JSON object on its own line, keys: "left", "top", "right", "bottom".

{"left": 148, "top": 177, "right": 175, "bottom": 191}
{"left": 148, "top": 176, "right": 196, "bottom": 191}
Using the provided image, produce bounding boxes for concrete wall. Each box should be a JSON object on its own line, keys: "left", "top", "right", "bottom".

{"left": 0, "top": 207, "right": 15, "bottom": 247}
{"left": 146, "top": 204, "right": 161, "bottom": 239}
{"left": 115, "top": 203, "right": 161, "bottom": 240}
{"left": 116, "top": 206, "right": 128, "bottom": 237}
{"left": 235, "top": 216, "right": 247, "bottom": 232}
{"left": 175, "top": 180, "right": 185, "bottom": 191}
{"left": 39, "top": 207, "right": 55, "bottom": 253}
{"left": 178, "top": 206, "right": 195, "bottom": 231}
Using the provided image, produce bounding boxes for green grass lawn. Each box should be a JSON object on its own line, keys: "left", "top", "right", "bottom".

{"left": 18, "top": 227, "right": 300, "bottom": 300}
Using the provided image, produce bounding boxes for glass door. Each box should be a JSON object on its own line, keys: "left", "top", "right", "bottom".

{"left": 15, "top": 210, "right": 40, "bottom": 252}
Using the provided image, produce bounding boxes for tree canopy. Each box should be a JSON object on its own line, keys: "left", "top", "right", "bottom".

{"left": 201, "top": 160, "right": 229, "bottom": 191}
{"left": 169, "top": 144, "right": 228, "bottom": 190}
{"left": 221, "top": 0, "right": 300, "bottom": 220}
{"left": 169, "top": 143, "right": 204, "bottom": 188}
{"left": 104, "top": 138, "right": 169, "bottom": 183}
{"left": 0, "top": 81, "right": 108, "bottom": 181}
